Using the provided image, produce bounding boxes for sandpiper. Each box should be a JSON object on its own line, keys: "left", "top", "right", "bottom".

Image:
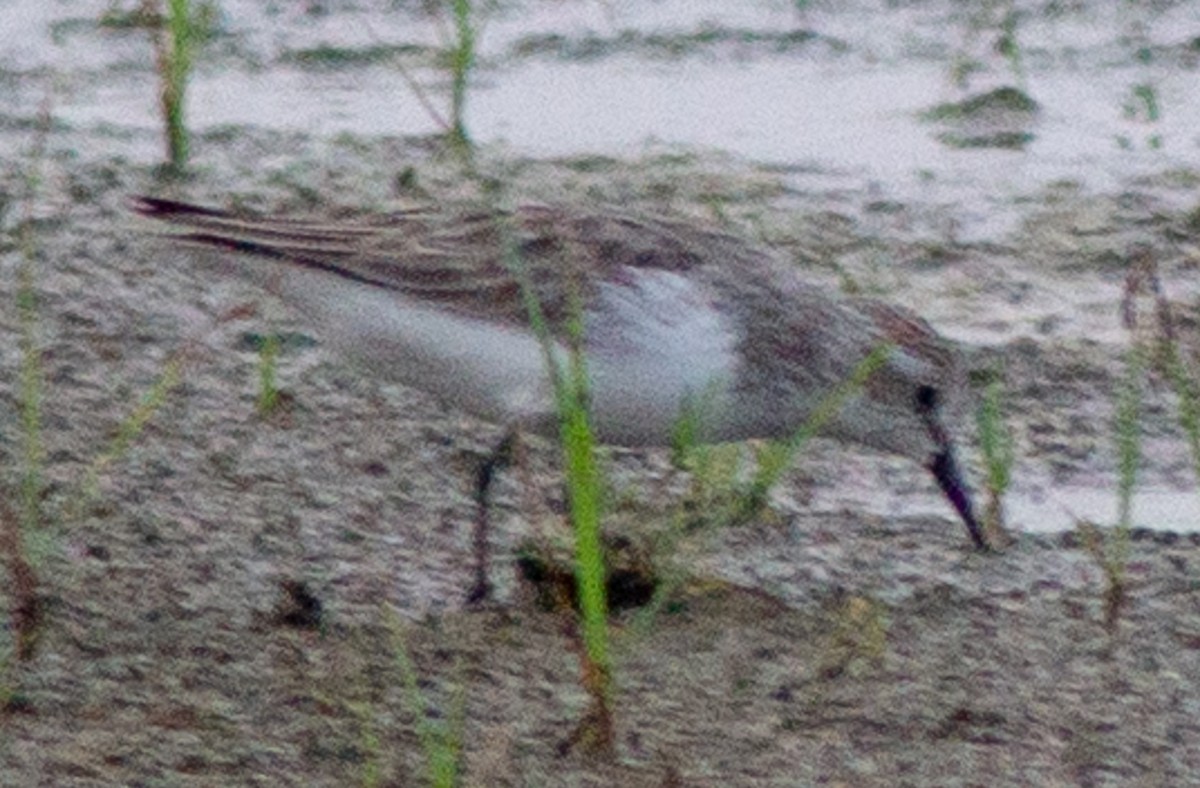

{"left": 132, "top": 196, "right": 988, "bottom": 600}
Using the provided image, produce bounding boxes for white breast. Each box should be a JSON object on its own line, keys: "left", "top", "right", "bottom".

{"left": 582, "top": 269, "right": 740, "bottom": 446}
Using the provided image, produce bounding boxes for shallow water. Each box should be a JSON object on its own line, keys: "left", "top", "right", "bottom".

{"left": 9, "top": 1, "right": 1199, "bottom": 214}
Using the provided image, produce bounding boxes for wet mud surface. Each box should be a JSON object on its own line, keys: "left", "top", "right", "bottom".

{"left": 2, "top": 1, "right": 1200, "bottom": 785}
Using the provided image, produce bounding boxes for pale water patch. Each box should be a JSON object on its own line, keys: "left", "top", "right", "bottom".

{"left": 7, "top": 0, "right": 1198, "bottom": 221}
{"left": 786, "top": 443, "right": 1200, "bottom": 535}
{"left": 803, "top": 472, "right": 1200, "bottom": 535}
{"left": 1004, "top": 484, "right": 1200, "bottom": 534}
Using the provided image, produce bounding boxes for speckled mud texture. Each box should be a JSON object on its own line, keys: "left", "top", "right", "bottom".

{"left": 0, "top": 127, "right": 1194, "bottom": 786}
{"left": 3, "top": 2, "right": 1200, "bottom": 785}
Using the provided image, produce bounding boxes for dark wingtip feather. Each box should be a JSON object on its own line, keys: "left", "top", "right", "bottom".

{"left": 161, "top": 230, "right": 294, "bottom": 260}
{"left": 130, "top": 196, "right": 235, "bottom": 221}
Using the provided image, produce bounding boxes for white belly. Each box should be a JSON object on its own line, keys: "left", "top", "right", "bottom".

{"left": 232, "top": 256, "right": 745, "bottom": 447}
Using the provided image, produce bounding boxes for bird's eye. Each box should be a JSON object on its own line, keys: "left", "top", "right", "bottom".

{"left": 915, "top": 384, "right": 939, "bottom": 412}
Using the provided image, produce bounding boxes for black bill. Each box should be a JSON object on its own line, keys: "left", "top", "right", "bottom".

{"left": 929, "top": 449, "right": 988, "bottom": 550}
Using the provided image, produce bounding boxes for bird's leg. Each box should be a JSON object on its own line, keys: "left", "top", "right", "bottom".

{"left": 468, "top": 429, "right": 519, "bottom": 605}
